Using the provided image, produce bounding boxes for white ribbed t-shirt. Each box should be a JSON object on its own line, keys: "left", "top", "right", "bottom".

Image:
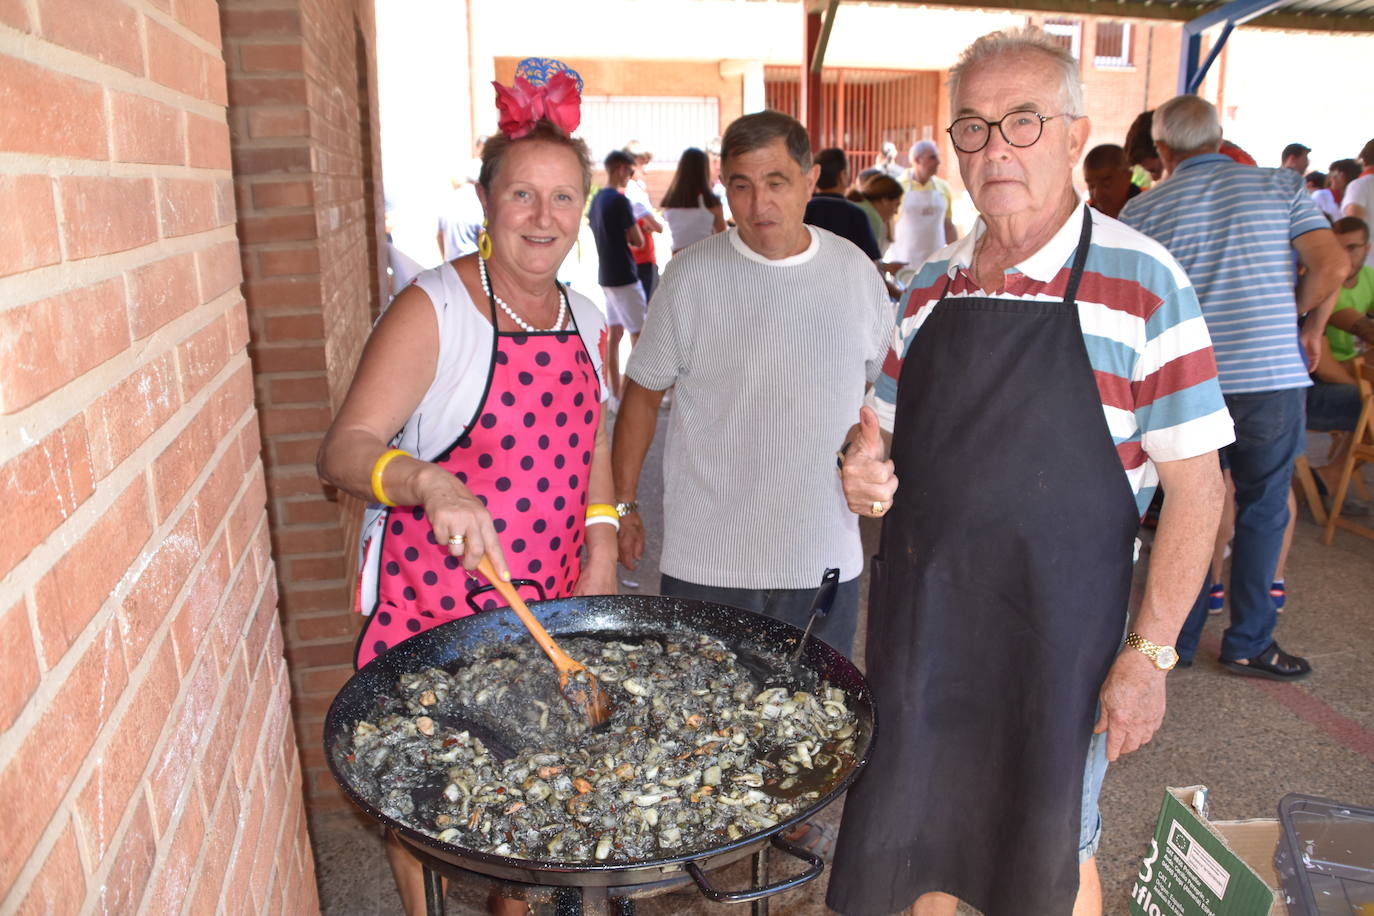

{"left": 626, "top": 227, "right": 894, "bottom": 589}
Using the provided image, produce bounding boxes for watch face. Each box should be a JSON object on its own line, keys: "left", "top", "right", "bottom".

{"left": 1157, "top": 646, "right": 1179, "bottom": 669}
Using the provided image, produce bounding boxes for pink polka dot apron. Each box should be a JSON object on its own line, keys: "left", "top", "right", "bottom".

{"left": 355, "top": 286, "right": 601, "bottom": 668}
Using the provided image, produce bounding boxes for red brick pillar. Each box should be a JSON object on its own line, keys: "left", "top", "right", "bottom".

{"left": 0, "top": 1, "right": 318, "bottom": 912}
{"left": 223, "top": 0, "right": 385, "bottom": 812}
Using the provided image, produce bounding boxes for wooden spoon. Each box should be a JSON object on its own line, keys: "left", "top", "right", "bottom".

{"left": 476, "top": 554, "right": 612, "bottom": 728}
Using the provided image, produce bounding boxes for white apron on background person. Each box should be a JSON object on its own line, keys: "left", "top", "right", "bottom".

{"left": 889, "top": 180, "right": 949, "bottom": 267}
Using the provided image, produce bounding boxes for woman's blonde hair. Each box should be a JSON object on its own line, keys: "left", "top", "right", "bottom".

{"left": 478, "top": 120, "right": 593, "bottom": 197}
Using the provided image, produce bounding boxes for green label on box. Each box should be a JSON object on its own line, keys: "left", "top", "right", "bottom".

{"left": 1128, "top": 788, "right": 1275, "bottom": 916}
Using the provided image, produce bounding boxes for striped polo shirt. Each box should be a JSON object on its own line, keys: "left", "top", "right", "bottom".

{"left": 1120, "top": 154, "right": 1330, "bottom": 394}
{"left": 871, "top": 205, "right": 1234, "bottom": 518}
{"left": 627, "top": 226, "right": 894, "bottom": 589}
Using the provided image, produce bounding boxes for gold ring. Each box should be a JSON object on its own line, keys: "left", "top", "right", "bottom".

{"left": 871, "top": 501, "right": 884, "bottom": 516}
{"left": 448, "top": 534, "right": 465, "bottom": 546}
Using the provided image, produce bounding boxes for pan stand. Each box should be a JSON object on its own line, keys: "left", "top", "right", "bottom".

{"left": 414, "top": 845, "right": 778, "bottom": 916}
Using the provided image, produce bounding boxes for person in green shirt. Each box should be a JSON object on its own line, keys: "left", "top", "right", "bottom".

{"left": 1307, "top": 215, "right": 1374, "bottom": 505}
{"left": 1323, "top": 216, "right": 1374, "bottom": 368}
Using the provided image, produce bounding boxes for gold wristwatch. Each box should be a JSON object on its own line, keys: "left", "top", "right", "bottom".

{"left": 1125, "top": 632, "right": 1179, "bottom": 670}
{"left": 614, "top": 501, "right": 638, "bottom": 518}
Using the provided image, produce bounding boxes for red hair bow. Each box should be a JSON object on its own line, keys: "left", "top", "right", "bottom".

{"left": 492, "top": 71, "right": 581, "bottom": 140}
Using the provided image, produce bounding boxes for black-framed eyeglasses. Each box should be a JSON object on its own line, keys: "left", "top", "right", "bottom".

{"left": 946, "top": 110, "right": 1072, "bottom": 154}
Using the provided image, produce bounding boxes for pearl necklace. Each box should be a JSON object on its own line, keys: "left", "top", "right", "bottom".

{"left": 479, "top": 259, "right": 567, "bottom": 333}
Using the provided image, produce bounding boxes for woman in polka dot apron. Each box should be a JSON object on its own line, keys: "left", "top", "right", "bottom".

{"left": 318, "top": 73, "right": 615, "bottom": 915}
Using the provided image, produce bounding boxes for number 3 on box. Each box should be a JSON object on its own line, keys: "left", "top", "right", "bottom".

{"left": 1137, "top": 838, "right": 1158, "bottom": 882}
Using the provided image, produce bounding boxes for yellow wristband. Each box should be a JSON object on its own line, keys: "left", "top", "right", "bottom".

{"left": 586, "top": 504, "right": 619, "bottom": 521}
{"left": 370, "top": 448, "right": 410, "bottom": 507}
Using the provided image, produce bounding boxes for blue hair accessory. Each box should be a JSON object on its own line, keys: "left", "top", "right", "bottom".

{"left": 514, "top": 57, "right": 584, "bottom": 94}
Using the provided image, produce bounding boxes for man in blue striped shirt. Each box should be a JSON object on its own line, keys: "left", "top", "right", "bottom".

{"left": 1121, "top": 94, "right": 1345, "bottom": 680}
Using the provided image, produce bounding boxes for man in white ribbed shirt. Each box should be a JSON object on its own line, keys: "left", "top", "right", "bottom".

{"left": 609, "top": 110, "right": 893, "bottom": 655}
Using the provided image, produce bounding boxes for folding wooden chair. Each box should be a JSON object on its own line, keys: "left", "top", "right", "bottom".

{"left": 1292, "top": 454, "right": 1328, "bottom": 527}
{"left": 1322, "top": 355, "right": 1374, "bottom": 544}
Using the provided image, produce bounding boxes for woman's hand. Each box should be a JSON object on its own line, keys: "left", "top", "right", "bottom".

{"left": 574, "top": 551, "right": 618, "bottom": 596}
{"left": 412, "top": 463, "right": 511, "bottom": 580}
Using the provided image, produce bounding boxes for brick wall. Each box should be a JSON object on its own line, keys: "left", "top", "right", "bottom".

{"left": 223, "top": 0, "right": 384, "bottom": 812}
{"left": 0, "top": 1, "right": 318, "bottom": 912}
{"left": 1074, "top": 17, "right": 1184, "bottom": 149}
{"left": 1026, "top": 14, "right": 1185, "bottom": 152}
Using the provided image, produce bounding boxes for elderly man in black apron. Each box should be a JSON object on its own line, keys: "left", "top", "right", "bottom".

{"left": 827, "top": 27, "right": 1234, "bottom": 916}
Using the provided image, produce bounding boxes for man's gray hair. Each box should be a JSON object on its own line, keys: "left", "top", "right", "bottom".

{"left": 720, "top": 110, "right": 812, "bottom": 173}
{"left": 1153, "top": 95, "right": 1223, "bottom": 155}
{"left": 948, "top": 26, "right": 1084, "bottom": 118}
{"left": 910, "top": 139, "right": 939, "bottom": 159}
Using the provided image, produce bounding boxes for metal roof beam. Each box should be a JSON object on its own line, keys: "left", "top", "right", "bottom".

{"left": 1178, "top": 0, "right": 1288, "bottom": 92}
{"left": 1183, "top": 0, "right": 1290, "bottom": 32}
{"left": 868, "top": 0, "right": 1374, "bottom": 35}
{"left": 811, "top": 0, "right": 841, "bottom": 73}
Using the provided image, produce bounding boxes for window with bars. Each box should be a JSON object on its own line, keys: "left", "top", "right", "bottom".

{"left": 1043, "top": 19, "right": 1082, "bottom": 59}
{"left": 578, "top": 96, "right": 721, "bottom": 170}
{"left": 1094, "top": 21, "right": 1134, "bottom": 68}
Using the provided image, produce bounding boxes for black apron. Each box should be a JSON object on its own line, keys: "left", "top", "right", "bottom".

{"left": 828, "top": 208, "right": 1139, "bottom": 916}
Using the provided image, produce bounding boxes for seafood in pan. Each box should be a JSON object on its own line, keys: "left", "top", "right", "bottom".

{"left": 339, "top": 633, "right": 859, "bottom": 863}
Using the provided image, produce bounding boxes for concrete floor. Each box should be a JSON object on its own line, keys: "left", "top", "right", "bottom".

{"left": 309, "top": 416, "right": 1374, "bottom": 915}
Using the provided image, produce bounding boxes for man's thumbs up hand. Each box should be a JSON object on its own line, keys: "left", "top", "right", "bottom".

{"left": 841, "top": 406, "right": 898, "bottom": 518}
{"left": 855, "top": 405, "right": 885, "bottom": 459}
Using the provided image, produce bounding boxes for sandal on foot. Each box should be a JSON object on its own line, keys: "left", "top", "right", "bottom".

{"left": 1206, "top": 583, "right": 1225, "bottom": 615}
{"left": 1221, "top": 641, "right": 1311, "bottom": 681}
{"left": 779, "top": 820, "right": 837, "bottom": 860}
{"left": 1270, "top": 580, "right": 1286, "bottom": 613}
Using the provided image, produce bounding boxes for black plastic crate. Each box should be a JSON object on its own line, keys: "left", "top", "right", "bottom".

{"left": 1274, "top": 793, "right": 1374, "bottom": 914}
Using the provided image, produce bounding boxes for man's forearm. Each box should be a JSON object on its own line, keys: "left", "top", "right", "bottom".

{"left": 1297, "top": 271, "right": 1342, "bottom": 318}
{"left": 1304, "top": 289, "right": 1339, "bottom": 331}
{"left": 611, "top": 381, "right": 664, "bottom": 502}
{"left": 1133, "top": 454, "right": 1225, "bottom": 645}
{"left": 1294, "top": 230, "right": 1346, "bottom": 316}
{"left": 1330, "top": 309, "right": 1374, "bottom": 344}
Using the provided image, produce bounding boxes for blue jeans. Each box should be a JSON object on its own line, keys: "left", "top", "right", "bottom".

{"left": 658, "top": 573, "right": 860, "bottom": 658}
{"left": 1177, "top": 388, "right": 1306, "bottom": 662}
{"left": 1306, "top": 381, "right": 1363, "bottom": 433}
{"left": 1079, "top": 726, "right": 1109, "bottom": 862}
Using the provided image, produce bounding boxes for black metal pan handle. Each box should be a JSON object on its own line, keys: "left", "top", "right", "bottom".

{"left": 683, "top": 833, "right": 825, "bottom": 903}
{"left": 463, "top": 577, "right": 547, "bottom": 613}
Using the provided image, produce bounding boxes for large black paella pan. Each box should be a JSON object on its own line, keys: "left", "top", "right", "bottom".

{"left": 325, "top": 594, "right": 876, "bottom": 897}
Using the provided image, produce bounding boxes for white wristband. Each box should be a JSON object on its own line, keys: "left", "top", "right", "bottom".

{"left": 585, "top": 515, "right": 620, "bottom": 532}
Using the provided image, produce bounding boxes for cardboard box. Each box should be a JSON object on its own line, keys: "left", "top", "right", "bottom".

{"left": 1212, "top": 818, "right": 1282, "bottom": 914}
{"left": 1128, "top": 786, "right": 1280, "bottom": 915}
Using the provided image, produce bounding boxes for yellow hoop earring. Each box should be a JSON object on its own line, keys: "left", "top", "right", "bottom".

{"left": 477, "top": 220, "right": 492, "bottom": 260}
